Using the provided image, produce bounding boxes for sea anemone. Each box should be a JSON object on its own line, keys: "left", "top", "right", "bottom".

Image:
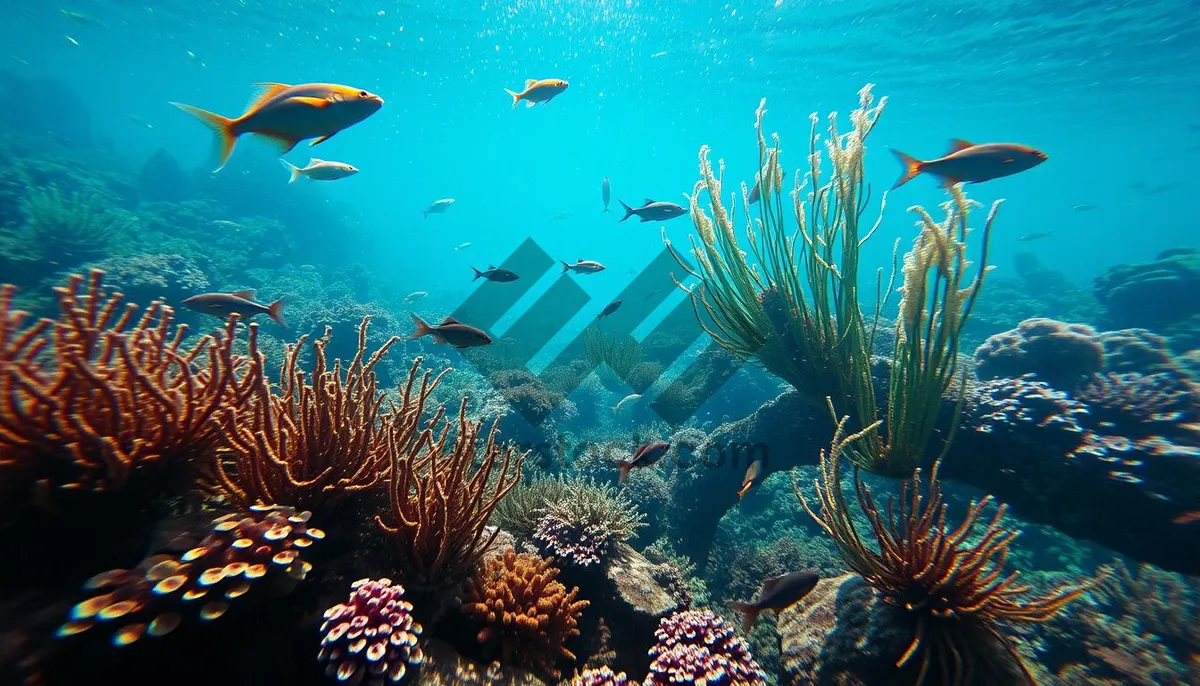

{"left": 318, "top": 578, "right": 423, "bottom": 685}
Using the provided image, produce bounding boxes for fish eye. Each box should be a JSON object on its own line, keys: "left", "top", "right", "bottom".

{"left": 358, "top": 90, "right": 369, "bottom": 98}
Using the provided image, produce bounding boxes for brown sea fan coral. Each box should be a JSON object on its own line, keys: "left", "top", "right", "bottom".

{"left": 795, "top": 409, "right": 1095, "bottom": 685}
{"left": 202, "top": 318, "right": 435, "bottom": 511}
{"left": 460, "top": 550, "right": 589, "bottom": 680}
{"left": 0, "top": 270, "right": 259, "bottom": 512}
{"left": 375, "top": 396, "right": 524, "bottom": 591}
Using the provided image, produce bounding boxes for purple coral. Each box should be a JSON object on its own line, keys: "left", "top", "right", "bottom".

{"left": 57, "top": 504, "right": 321, "bottom": 647}
{"left": 645, "top": 610, "right": 766, "bottom": 686}
{"left": 571, "top": 666, "right": 629, "bottom": 685}
{"left": 533, "top": 513, "right": 611, "bottom": 567}
{"left": 319, "top": 578, "right": 423, "bottom": 685}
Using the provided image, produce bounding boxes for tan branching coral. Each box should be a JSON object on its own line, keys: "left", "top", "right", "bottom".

{"left": 375, "top": 397, "right": 524, "bottom": 591}
{"left": 202, "top": 318, "right": 433, "bottom": 511}
{"left": 460, "top": 550, "right": 588, "bottom": 680}
{"left": 0, "top": 270, "right": 258, "bottom": 512}
{"left": 795, "top": 407, "right": 1095, "bottom": 685}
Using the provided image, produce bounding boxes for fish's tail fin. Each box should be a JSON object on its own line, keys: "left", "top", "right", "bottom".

{"left": 731, "top": 602, "right": 760, "bottom": 635}
{"left": 471, "top": 266, "right": 483, "bottom": 281}
{"left": 279, "top": 158, "right": 302, "bottom": 184}
{"left": 560, "top": 260, "right": 571, "bottom": 273}
{"left": 889, "top": 149, "right": 924, "bottom": 190}
{"left": 616, "top": 460, "right": 632, "bottom": 485}
{"left": 603, "top": 207, "right": 612, "bottom": 213}
{"left": 737, "top": 482, "right": 752, "bottom": 499}
{"left": 171, "top": 101, "right": 237, "bottom": 172}
{"left": 409, "top": 313, "right": 432, "bottom": 339}
{"left": 504, "top": 89, "right": 521, "bottom": 110}
{"left": 618, "top": 199, "right": 636, "bottom": 223}
{"left": 266, "top": 298, "right": 287, "bottom": 328}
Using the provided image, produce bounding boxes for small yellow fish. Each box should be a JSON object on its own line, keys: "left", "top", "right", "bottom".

{"left": 504, "top": 78, "right": 569, "bottom": 109}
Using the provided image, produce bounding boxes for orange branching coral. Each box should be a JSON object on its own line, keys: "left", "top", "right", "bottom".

{"left": 375, "top": 395, "right": 523, "bottom": 591}
{"left": 0, "top": 271, "right": 258, "bottom": 511}
{"left": 795, "top": 411, "right": 1095, "bottom": 686}
{"left": 203, "top": 317, "right": 433, "bottom": 511}
{"left": 461, "top": 550, "right": 589, "bottom": 680}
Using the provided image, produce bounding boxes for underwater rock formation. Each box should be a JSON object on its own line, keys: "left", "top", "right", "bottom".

{"left": 137, "top": 149, "right": 190, "bottom": 203}
{"left": 0, "top": 70, "right": 91, "bottom": 146}
{"left": 1095, "top": 247, "right": 1200, "bottom": 330}
{"left": 974, "top": 318, "right": 1104, "bottom": 391}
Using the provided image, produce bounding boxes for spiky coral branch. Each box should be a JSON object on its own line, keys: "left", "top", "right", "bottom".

{"left": 375, "top": 396, "right": 524, "bottom": 591}
{"left": 664, "top": 87, "right": 891, "bottom": 440}
{"left": 203, "top": 317, "right": 434, "bottom": 511}
{"left": 794, "top": 403, "right": 1094, "bottom": 685}
{"left": 0, "top": 270, "right": 257, "bottom": 510}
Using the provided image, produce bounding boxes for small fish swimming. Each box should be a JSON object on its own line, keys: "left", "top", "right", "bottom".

{"left": 128, "top": 114, "right": 153, "bottom": 129}
{"left": 597, "top": 299, "right": 622, "bottom": 318}
{"left": 424, "top": 198, "right": 455, "bottom": 218}
{"left": 618, "top": 198, "right": 687, "bottom": 223}
{"left": 616, "top": 441, "right": 670, "bottom": 484}
{"left": 613, "top": 393, "right": 642, "bottom": 413}
{"left": 211, "top": 220, "right": 243, "bottom": 231}
{"left": 172, "top": 82, "right": 384, "bottom": 173}
{"left": 550, "top": 212, "right": 574, "bottom": 221}
{"left": 505, "top": 78, "right": 569, "bottom": 109}
{"left": 403, "top": 291, "right": 428, "bottom": 304}
{"left": 1070, "top": 203, "right": 1098, "bottom": 212}
{"left": 472, "top": 265, "right": 519, "bottom": 282}
{"left": 737, "top": 459, "right": 764, "bottom": 499}
{"left": 602, "top": 177, "right": 612, "bottom": 212}
{"left": 747, "top": 176, "right": 761, "bottom": 205}
{"left": 1018, "top": 232, "right": 1053, "bottom": 242}
{"left": 732, "top": 570, "right": 820, "bottom": 634}
{"left": 61, "top": 9, "right": 105, "bottom": 26}
{"left": 182, "top": 289, "right": 286, "bottom": 327}
{"left": 409, "top": 314, "right": 492, "bottom": 349}
{"left": 453, "top": 242, "right": 473, "bottom": 252}
{"left": 279, "top": 158, "right": 358, "bottom": 183}
{"left": 561, "top": 259, "right": 606, "bottom": 274}
{"left": 889, "top": 139, "right": 1048, "bottom": 190}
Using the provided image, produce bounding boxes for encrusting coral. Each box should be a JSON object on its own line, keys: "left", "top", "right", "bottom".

{"left": 56, "top": 504, "right": 321, "bottom": 648}
{"left": 0, "top": 270, "right": 259, "bottom": 516}
{"left": 201, "top": 318, "right": 439, "bottom": 512}
{"left": 795, "top": 409, "right": 1095, "bottom": 685}
{"left": 375, "top": 396, "right": 524, "bottom": 592}
{"left": 318, "top": 578, "right": 424, "bottom": 685}
{"left": 459, "top": 549, "right": 589, "bottom": 681}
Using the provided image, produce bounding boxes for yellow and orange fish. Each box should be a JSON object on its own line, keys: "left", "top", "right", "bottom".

{"left": 171, "top": 82, "right": 384, "bottom": 172}
{"left": 504, "top": 78, "right": 569, "bottom": 109}
{"left": 890, "top": 139, "right": 1048, "bottom": 190}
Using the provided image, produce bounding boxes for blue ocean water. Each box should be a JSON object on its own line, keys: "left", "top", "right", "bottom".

{"left": 3, "top": 1, "right": 1200, "bottom": 684}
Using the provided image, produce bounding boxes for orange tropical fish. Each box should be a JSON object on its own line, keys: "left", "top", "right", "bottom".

{"left": 504, "top": 78, "right": 569, "bottom": 109}
{"left": 171, "top": 82, "right": 384, "bottom": 172}
{"left": 889, "top": 139, "right": 1048, "bottom": 190}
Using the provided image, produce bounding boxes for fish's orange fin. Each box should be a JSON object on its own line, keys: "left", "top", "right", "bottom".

{"left": 309, "top": 133, "right": 337, "bottom": 147}
{"left": 737, "top": 482, "right": 752, "bottom": 499}
{"left": 731, "top": 602, "right": 760, "bottom": 635}
{"left": 524, "top": 79, "right": 538, "bottom": 88}
{"left": 266, "top": 299, "right": 287, "bottom": 328}
{"left": 230, "top": 289, "right": 256, "bottom": 301}
{"left": 409, "top": 314, "right": 432, "bottom": 339}
{"left": 289, "top": 96, "right": 333, "bottom": 109}
{"left": 616, "top": 460, "right": 632, "bottom": 485}
{"left": 940, "top": 177, "right": 961, "bottom": 188}
{"left": 947, "top": 138, "right": 975, "bottom": 153}
{"left": 504, "top": 88, "right": 521, "bottom": 110}
{"left": 888, "top": 149, "right": 924, "bottom": 190}
{"left": 253, "top": 131, "right": 299, "bottom": 155}
{"left": 245, "top": 82, "right": 291, "bottom": 112}
{"left": 170, "top": 102, "right": 237, "bottom": 172}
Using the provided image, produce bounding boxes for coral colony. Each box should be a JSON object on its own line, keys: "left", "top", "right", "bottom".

{"left": 318, "top": 578, "right": 424, "bottom": 685}
{"left": 645, "top": 610, "right": 766, "bottom": 686}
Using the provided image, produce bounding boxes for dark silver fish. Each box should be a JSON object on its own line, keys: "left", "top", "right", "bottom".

{"left": 472, "top": 265, "right": 519, "bottom": 282}
{"left": 748, "top": 177, "right": 761, "bottom": 205}
{"left": 616, "top": 441, "right": 669, "bottom": 484}
{"left": 597, "top": 299, "right": 622, "bottom": 318}
{"left": 409, "top": 314, "right": 492, "bottom": 348}
{"left": 182, "top": 289, "right": 285, "bottom": 326}
{"left": 618, "top": 198, "right": 686, "bottom": 223}
{"left": 732, "top": 570, "right": 820, "bottom": 633}
{"left": 602, "top": 177, "right": 612, "bottom": 213}
{"left": 561, "top": 259, "right": 606, "bottom": 274}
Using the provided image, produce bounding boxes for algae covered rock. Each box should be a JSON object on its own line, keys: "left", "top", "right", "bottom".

{"left": 1095, "top": 248, "right": 1200, "bottom": 330}
{"left": 974, "top": 318, "right": 1104, "bottom": 391}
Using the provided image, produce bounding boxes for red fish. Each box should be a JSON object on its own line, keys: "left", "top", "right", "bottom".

{"left": 616, "top": 441, "right": 669, "bottom": 484}
{"left": 172, "top": 82, "right": 384, "bottom": 172}
{"left": 889, "top": 139, "right": 1048, "bottom": 190}
{"left": 732, "top": 570, "right": 820, "bottom": 633}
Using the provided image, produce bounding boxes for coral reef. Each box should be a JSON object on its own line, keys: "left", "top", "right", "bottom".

{"left": 530, "top": 477, "right": 646, "bottom": 566}
{"left": 570, "top": 665, "right": 629, "bottom": 685}
{"left": 974, "top": 318, "right": 1104, "bottom": 391}
{"left": 645, "top": 610, "right": 766, "bottom": 686}
{"left": 1095, "top": 247, "right": 1200, "bottom": 330}
{"left": 1076, "top": 372, "right": 1199, "bottom": 423}
{"left": 56, "top": 505, "right": 320, "bottom": 647}
{"left": 318, "top": 578, "right": 424, "bottom": 685}
{"left": 460, "top": 550, "right": 588, "bottom": 681}
{"left": 16, "top": 186, "right": 129, "bottom": 267}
